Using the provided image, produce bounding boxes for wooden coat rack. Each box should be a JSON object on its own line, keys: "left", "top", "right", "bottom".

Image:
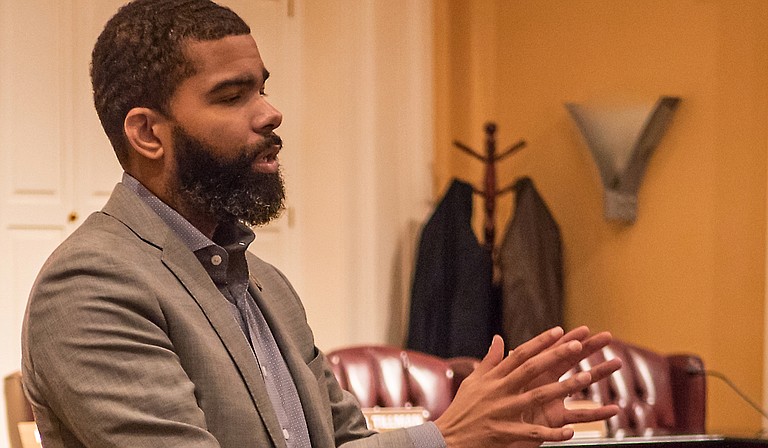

{"left": 453, "top": 122, "right": 526, "bottom": 250}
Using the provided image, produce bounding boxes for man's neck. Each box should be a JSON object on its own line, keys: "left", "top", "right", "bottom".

{"left": 127, "top": 170, "right": 220, "bottom": 239}
{"left": 169, "top": 197, "right": 219, "bottom": 240}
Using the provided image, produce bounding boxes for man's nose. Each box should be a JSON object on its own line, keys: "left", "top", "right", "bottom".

{"left": 254, "top": 98, "right": 283, "bottom": 134}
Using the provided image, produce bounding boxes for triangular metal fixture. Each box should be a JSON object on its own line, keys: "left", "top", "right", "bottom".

{"left": 565, "top": 96, "right": 681, "bottom": 223}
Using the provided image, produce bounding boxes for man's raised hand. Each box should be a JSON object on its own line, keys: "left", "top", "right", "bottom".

{"left": 434, "top": 327, "right": 622, "bottom": 448}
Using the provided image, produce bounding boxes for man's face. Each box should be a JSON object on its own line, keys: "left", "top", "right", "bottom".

{"left": 164, "top": 34, "right": 285, "bottom": 226}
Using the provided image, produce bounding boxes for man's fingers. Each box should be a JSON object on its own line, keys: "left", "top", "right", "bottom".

{"left": 515, "top": 369, "right": 619, "bottom": 425}
{"left": 586, "top": 358, "right": 623, "bottom": 384}
{"left": 507, "top": 425, "right": 576, "bottom": 443}
{"left": 503, "top": 339, "right": 585, "bottom": 390}
{"left": 473, "top": 334, "right": 506, "bottom": 376}
{"left": 556, "top": 326, "right": 591, "bottom": 345}
{"left": 580, "top": 331, "right": 613, "bottom": 358}
{"left": 491, "top": 327, "right": 564, "bottom": 378}
{"left": 563, "top": 404, "right": 620, "bottom": 426}
{"left": 545, "top": 329, "right": 614, "bottom": 379}
{"left": 500, "top": 362, "right": 592, "bottom": 412}
{"left": 517, "top": 368, "right": 599, "bottom": 411}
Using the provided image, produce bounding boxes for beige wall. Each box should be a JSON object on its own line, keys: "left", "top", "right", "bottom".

{"left": 295, "top": 0, "right": 434, "bottom": 350}
{"left": 434, "top": 0, "right": 768, "bottom": 434}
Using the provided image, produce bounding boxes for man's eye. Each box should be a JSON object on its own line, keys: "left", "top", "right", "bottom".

{"left": 221, "top": 95, "right": 241, "bottom": 104}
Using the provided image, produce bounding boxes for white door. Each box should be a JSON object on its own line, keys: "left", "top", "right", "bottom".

{"left": 0, "top": 2, "right": 124, "bottom": 445}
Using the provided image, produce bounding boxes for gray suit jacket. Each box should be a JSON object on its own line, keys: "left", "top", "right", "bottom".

{"left": 22, "top": 183, "right": 416, "bottom": 447}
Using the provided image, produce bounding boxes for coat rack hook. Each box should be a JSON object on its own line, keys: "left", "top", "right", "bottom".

{"left": 452, "top": 122, "right": 528, "bottom": 250}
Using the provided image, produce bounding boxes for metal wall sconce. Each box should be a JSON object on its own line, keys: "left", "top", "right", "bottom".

{"left": 565, "top": 96, "right": 681, "bottom": 223}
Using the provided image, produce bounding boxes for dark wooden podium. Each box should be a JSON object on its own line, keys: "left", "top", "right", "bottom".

{"left": 545, "top": 435, "right": 768, "bottom": 448}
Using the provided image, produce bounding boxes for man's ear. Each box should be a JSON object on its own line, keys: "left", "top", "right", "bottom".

{"left": 124, "top": 107, "right": 171, "bottom": 161}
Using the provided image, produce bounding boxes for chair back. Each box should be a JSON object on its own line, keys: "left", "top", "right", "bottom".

{"left": 567, "top": 339, "right": 706, "bottom": 437}
{"left": 5, "top": 371, "right": 35, "bottom": 448}
{"left": 326, "top": 345, "right": 473, "bottom": 421}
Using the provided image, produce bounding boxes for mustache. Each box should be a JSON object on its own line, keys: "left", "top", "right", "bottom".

{"left": 259, "top": 133, "right": 282, "bottom": 151}
{"left": 235, "top": 133, "right": 281, "bottom": 164}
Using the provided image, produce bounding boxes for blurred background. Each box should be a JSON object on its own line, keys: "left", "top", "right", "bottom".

{"left": 0, "top": 0, "right": 766, "bottom": 445}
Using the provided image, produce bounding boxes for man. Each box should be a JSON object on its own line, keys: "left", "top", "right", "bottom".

{"left": 21, "top": 1, "right": 622, "bottom": 447}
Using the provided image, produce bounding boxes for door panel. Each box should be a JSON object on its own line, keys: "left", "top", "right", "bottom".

{"left": 1, "top": 2, "right": 71, "bottom": 226}
{"left": 0, "top": 2, "right": 122, "bottom": 446}
{"left": 72, "top": 0, "right": 127, "bottom": 217}
{"left": 0, "top": 3, "right": 75, "bottom": 446}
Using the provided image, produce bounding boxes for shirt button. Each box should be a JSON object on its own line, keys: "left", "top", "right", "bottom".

{"left": 283, "top": 429, "right": 290, "bottom": 440}
{"left": 211, "top": 254, "right": 222, "bottom": 266}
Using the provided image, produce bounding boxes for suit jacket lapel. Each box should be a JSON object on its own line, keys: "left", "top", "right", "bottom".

{"left": 102, "top": 183, "right": 287, "bottom": 448}
{"left": 162, "top": 244, "right": 287, "bottom": 448}
{"left": 250, "top": 281, "right": 335, "bottom": 448}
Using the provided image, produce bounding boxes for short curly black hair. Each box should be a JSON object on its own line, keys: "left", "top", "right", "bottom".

{"left": 91, "top": 0, "right": 250, "bottom": 167}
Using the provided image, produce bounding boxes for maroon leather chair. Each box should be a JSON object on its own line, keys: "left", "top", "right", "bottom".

{"left": 326, "top": 346, "right": 476, "bottom": 421}
{"left": 566, "top": 339, "right": 706, "bottom": 437}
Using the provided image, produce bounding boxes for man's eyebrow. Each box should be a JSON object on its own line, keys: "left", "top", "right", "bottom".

{"left": 207, "top": 70, "right": 269, "bottom": 96}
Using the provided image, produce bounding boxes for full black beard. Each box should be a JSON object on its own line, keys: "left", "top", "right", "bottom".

{"left": 173, "top": 126, "right": 285, "bottom": 227}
